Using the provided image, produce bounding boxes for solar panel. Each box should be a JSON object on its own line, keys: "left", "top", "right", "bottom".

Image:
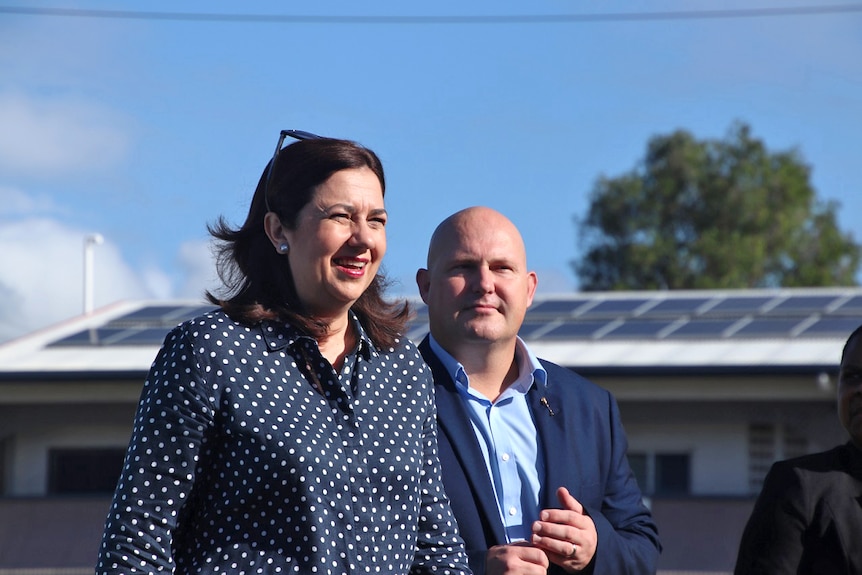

{"left": 43, "top": 293, "right": 862, "bottom": 350}
{"left": 519, "top": 320, "right": 551, "bottom": 338}
{"left": 579, "top": 299, "right": 650, "bottom": 317}
{"left": 112, "top": 305, "right": 188, "bottom": 322}
{"left": 112, "top": 327, "right": 176, "bottom": 345}
{"left": 543, "top": 320, "right": 607, "bottom": 338}
{"left": 639, "top": 298, "right": 712, "bottom": 316}
{"left": 52, "top": 323, "right": 211, "bottom": 348}
{"left": 603, "top": 320, "right": 676, "bottom": 338}
{"left": 732, "top": 318, "right": 805, "bottom": 337}
{"left": 49, "top": 329, "right": 103, "bottom": 347}
{"left": 831, "top": 295, "right": 862, "bottom": 314}
{"left": 764, "top": 295, "right": 839, "bottom": 314}
{"left": 179, "top": 305, "right": 219, "bottom": 319}
{"left": 47, "top": 304, "right": 215, "bottom": 348}
{"left": 665, "top": 319, "right": 739, "bottom": 338}
{"left": 701, "top": 296, "right": 773, "bottom": 316}
{"left": 799, "top": 317, "right": 862, "bottom": 337}
{"left": 109, "top": 304, "right": 214, "bottom": 326}
{"left": 528, "top": 300, "right": 590, "bottom": 316}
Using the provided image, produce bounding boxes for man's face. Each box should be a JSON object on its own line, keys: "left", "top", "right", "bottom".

{"left": 417, "top": 210, "right": 537, "bottom": 353}
{"left": 838, "top": 334, "right": 862, "bottom": 448}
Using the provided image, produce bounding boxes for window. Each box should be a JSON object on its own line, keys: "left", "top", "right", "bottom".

{"left": 628, "top": 452, "right": 691, "bottom": 495}
{"left": 748, "top": 423, "right": 807, "bottom": 493}
{"left": 47, "top": 448, "right": 126, "bottom": 495}
{"left": 655, "top": 454, "right": 689, "bottom": 494}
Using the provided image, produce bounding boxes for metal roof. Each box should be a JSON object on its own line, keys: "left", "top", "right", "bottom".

{"left": 1, "top": 287, "right": 860, "bottom": 379}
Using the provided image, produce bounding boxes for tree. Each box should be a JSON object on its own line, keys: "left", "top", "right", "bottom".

{"left": 573, "top": 122, "right": 860, "bottom": 290}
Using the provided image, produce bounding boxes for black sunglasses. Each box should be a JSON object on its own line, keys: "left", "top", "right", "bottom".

{"left": 264, "top": 129, "right": 325, "bottom": 212}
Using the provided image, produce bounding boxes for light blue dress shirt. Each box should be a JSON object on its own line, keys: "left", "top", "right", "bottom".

{"left": 429, "top": 335, "right": 548, "bottom": 543}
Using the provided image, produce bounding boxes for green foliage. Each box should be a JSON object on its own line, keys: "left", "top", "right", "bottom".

{"left": 573, "top": 122, "right": 860, "bottom": 290}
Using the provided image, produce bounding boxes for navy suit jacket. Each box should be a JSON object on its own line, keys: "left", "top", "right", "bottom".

{"left": 419, "top": 337, "right": 661, "bottom": 575}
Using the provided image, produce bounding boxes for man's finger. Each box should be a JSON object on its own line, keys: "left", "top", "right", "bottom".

{"left": 556, "top": 486, "right": 584, "bottom": 514}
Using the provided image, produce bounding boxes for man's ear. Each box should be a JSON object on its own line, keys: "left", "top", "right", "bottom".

{"left": 526, "top": 270, "right": 538, "bottom": 307}
{"left": 416, "top": 268, "right": 431, "bottom": 304}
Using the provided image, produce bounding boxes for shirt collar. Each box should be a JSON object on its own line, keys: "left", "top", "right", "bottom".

{"left": 428, "top": 334, "right": 547, "bottom": 394}
{"left": 260, "top": 311, "right": 374, "bottom": 360}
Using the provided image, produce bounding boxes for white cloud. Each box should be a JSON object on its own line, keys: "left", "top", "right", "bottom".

{"left": 0, "top": 90, "right": 130, "bottom": 178}
{"left": 140, "top": 265, "right": 175, "bottom": 302}
{"left": 0, "top": 184, "right": 64, "bottom": 216}
{"left": 175, "top": 239, "right": 220, "bottom": 300}
{"left": 0, "top": 217, "right": 158, "bottom": 343}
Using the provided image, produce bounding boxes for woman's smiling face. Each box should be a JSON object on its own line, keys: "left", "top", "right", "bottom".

{"left": 282, "top": 166, "right": 387, "bottom": 318}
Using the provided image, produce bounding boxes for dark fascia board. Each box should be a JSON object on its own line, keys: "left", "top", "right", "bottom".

{"left": 0, "top": 370, "right": 147, "bottom": 383}
{"left": 567, "top": 364, "right": 839, "bottom": 378}
{"left": 0, "top": 364, "right": 839, "bottom": 382}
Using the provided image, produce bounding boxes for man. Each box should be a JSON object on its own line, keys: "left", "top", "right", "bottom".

{"left": 734, "top": 324, "right": 862, "bottom": 574}
{"left": 416, "top": 206, "right": 660, "bottom": 574}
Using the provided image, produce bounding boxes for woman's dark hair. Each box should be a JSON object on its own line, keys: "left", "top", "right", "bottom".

{"left": 206, "top": 136, "right": 410, "bottom": 348}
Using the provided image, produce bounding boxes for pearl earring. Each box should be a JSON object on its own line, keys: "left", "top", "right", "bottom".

{"left": 279, "top": 243, "right": 289, "bottom": 254}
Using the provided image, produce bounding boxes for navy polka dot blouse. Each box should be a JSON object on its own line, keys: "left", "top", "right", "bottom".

{"left": 97, "top": 310, "right": 471, "bottom": 574}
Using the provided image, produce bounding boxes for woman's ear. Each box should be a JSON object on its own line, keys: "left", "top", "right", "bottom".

{"left": 263, "top": 212, "right": 289, "bottom": 251}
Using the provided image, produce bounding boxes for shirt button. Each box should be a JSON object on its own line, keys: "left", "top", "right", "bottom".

{"left": 508, "top": 507, "right": 517, "bottom": 516}
{"left": 501, "top": 453, "right": 510, "bottom": 462}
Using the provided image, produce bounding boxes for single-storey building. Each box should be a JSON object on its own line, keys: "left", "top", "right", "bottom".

{"left": 1, "top": 287, "right": 858, "bottom": 575}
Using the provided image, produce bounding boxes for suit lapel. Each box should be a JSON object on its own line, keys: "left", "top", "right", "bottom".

{"left": 419, "top": 338, "right": 507, "bottom": 544}
{"left": 529, "top": 374, "right": 570, "bottom": 510}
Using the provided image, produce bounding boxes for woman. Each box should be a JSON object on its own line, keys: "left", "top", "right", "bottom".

{"left": 96, "top": 130, "right": 471, "bottom": 575}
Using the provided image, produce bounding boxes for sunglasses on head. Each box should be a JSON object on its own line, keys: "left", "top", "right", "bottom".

{"left": 264, "top": 129, "right": 325, "bottom": 212}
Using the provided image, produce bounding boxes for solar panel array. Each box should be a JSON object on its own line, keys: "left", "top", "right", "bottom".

{"left": 49, "top": 304, "right": 216, "bottom": 348}
{"left": 49, "top": 292, "right": 862, "bottom": 348}
{"left": 405, "top": 292, "right": 862, "bottom": 343}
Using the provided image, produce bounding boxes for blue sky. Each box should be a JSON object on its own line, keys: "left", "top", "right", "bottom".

{"left": 1, "top": 1, "right": 860, "bottom": 341}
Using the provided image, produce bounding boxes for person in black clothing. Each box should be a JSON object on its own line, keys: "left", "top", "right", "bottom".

{"left": 734, "top": 323, "right": 862, "bottom": 574}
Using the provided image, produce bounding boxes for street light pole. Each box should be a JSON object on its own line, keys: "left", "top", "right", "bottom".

{"left": 83, "top": 233, "right": 104, "bottom": 315}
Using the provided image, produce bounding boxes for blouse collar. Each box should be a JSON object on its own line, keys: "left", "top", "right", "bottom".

{"left": 259, "top": 311, "right": 374, "bottom": 360}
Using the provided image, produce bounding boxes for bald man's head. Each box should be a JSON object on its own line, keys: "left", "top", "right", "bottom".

{"left": 417, "top": 206, "right": 537, "bottom": 353}
{"left": 426, "top": 206, "right": 528, "bottom": 270}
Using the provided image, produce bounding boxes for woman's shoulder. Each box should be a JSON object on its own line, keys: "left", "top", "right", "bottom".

{"left": 368, "top": 335, "right": 430, "bottom": 373}
{"left": 164, "top": 307, "right": 260, "bottom": 345}
{"left": 373, "top": 333, "right": 422, "bottom": 356}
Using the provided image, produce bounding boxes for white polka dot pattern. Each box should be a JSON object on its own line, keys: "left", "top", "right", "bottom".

{"left": 96, "top": 310, "right": 470, "bottom": 575}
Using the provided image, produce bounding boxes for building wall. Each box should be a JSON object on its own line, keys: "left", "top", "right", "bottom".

{"left": 0, "top": 497, "right": 112, "bottom": 569}
{"left": 0, "top": 403, "right": 135, "bottom": 497}
{"left": 619, "top": 399, "right": 846, "bottom": 497}
{"left": 0, "top": 495, "right": 757, "bottom": 573}
{"left": 652, "top": 496, "right": 755, "bottom": 573}
{"left": 627, "top": 422, "right": 750, "bottom": 495}
{"left": 0, "top": 373, "right": 851, "bottom": 574}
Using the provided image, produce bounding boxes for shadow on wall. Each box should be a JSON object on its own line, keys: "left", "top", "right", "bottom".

{"left": 0, "top": 495, "right": 755, "bottom": 574}
{"left": 653, "top": 496, "right": 755, "bottom": 574}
